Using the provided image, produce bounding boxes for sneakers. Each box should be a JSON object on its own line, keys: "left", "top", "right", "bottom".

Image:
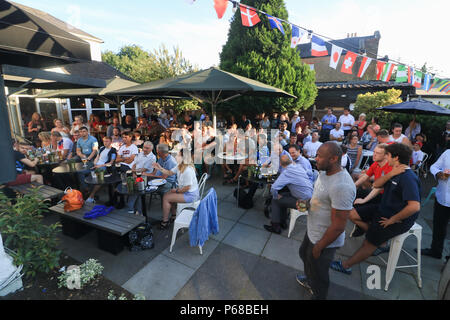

{"left": 350, "top": 225, "right": 365, "bottom": 238}
{"left": 85, "top": 197, "right": 96, "bottom": 204}
{"left": 128, "top": 209, "right": 135, "bottom": 214}
{"left": 296, "top": 274, "right": 314, "bottom": 295}
{"left": 372, "top": 246, "right": 390, "bottom": 256}
{"left": 330, "top": 260, "right": 352, "bottom": 275}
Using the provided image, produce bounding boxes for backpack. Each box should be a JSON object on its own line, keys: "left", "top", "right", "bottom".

{"left": 233, "top": 182, "right": 259, "bottom": 210}
{"left": 61, "top": 188, "right": 84, "bottom": 212}
{"left": 128, "top": 222, "right": 154, "bottom": 251}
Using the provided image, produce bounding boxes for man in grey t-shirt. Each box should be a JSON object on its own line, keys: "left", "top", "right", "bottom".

{"left": 296, "top": 142, "right": 356, "bottom": 300}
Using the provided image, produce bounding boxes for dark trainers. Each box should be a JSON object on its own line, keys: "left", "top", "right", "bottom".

{"left": 296, "top": 274, "right": 313, "bottom": 295}
{"left": 330, "top": 260, "right": 352, "bottom": 275}
{"left": 350, "top": 225, "right": 365, "bottom": 238}
{"left": 264, "top": 224, "right": 281, "bottom": 234}
{"left": 372, "top": 246, "right": 390, "bottom": 256}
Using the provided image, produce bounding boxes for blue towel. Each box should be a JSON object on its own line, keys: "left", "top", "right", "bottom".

{"left": 83, "top": 205, "right": 114, "bottom": 219}
{"left": 189, "top": 188, "right": 219, "bottom": 247}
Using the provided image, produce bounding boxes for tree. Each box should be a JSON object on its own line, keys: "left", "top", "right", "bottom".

{"left": 102, "top": 45, "right": 200, "bottom": 113}
{"left": 219, "top": 0, "right": 317, "bottom": 115}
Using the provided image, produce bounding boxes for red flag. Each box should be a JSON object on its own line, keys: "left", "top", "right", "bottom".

{"left": 340, "top": 51, "right": 357, "bottom": 74}
{"left": 214, "top": 0, "right": 228, "bottom": 19}
{"left": 357, "top": 57, "right": 372, "bottom": 78}
{"left": 240, "top": 5, "right": 261, "bottom": 27}
{"left": 376, "top": 61, "right": 386, "bottom": 80}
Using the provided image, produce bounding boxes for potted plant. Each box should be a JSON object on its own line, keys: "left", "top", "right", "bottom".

{"left": 126, "top": 176, "right": 135, "bottom": 193}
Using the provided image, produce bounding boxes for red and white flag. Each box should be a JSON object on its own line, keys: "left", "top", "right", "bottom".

{"left": 340, "top": 51, "right": 357, "bottom": 74}
{"left": 240, "top": 5, "right": 261, "bottom": 27}
{"left": 329, "top": 45, "right": 343, "bottom": 70}
{"left": 214, "top": 0, "right": 228, "bottom": 19}
{"left": 376, "top": 61, "right": 387, "bottom": 80}
{"left": 357, "top": 57, "right": 372, "bottom": 78}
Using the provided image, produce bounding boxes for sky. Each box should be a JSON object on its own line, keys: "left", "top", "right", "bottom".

{"left": 15, "top": 0, "right": 450, "bottom": 77}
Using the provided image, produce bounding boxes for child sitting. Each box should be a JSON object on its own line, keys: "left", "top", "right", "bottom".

{"left": 411, "top": 141, "right": 424, "bottom": 170}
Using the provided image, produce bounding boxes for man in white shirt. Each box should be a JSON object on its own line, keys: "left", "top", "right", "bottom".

{"left": 51, "top": 131, "right": 73, "bottom": 160}
{"left": 418, "top": 145, "right": 450, "bottom": 259}
{"left": 338, "top": 108, "right": 355, "bottom": 138}
{"left": 127, "top": 141, "right": 157, "bottom": 214}
{"left": 116, "top": 131, "right": 139, "bottom": 170}
{"left": 329, "top": 122, "right": 345, "bottom": 144}
{"left": 303, "top": 132, "right": 323, "bottom": 158}
{"left": 275, "top": 122, "right": 290, "bottom": 147}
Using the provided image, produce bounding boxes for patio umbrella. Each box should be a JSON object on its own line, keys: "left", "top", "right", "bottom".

{"left": 377, "top": 99, "right": 450, "bottom": 117}
{"left": 110, "top": 67, "right": 297, "bottom": 129}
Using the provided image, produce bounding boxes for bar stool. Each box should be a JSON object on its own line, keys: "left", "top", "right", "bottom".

{"left": 288, "top": 209, "right": 308, "bottom": 238}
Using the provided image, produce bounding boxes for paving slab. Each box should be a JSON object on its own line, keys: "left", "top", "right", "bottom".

{"left": 222, "top": 223, "right": 271, "bottom": 256}
{"left": 217, "top": 201, "right": 247, "bottom": 221}
{"left": 238, "top": 208, "right": 270, "bottom": 231}
{"left": 330, "top": 253, "right": 364, "bottom": 294}
{"left": 162, "top": 233, "right": 220, "bottom": 270}
{"left": 210, "top": 217, "right": 236, "bottom": 242}
{"left": 122, "top": 254, "right": 196, "bottom": 300}
{"left": 261, "top": 233, "right": 304, "bottom": 271}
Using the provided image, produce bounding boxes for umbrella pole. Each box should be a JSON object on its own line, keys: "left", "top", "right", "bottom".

{"left": 212, "top": 102, "right": 216, "bottom": 132}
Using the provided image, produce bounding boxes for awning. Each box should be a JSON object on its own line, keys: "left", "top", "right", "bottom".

{"left": 0, "top": 1, "right": 92, "bottom": 67}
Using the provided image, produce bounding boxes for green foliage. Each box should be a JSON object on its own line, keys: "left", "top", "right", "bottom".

{"left": 57, "top": 259, "right": 104, "bottom": 289}
{"left": 102, "top": 44, "right": 200, "bottom": 115}
{"left": 0, "top": 188, "right": 61, "bottom": 278}
{"left": 108, "top": 290, "right": 146, "bottom": 300}
{"left": 219, "top": 0, "right": 317, "bottom": 115}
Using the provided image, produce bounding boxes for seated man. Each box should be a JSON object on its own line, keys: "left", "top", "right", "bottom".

{"left": 288, "top": 144, "right": 314, "bottom": 183}
{"left": 329, "top": 122, "right": 345, "bottom": 144}
{"left": 7, "top": 142, "right": 43, "bottom": 186}
{"left": 330, "top": 143, "right": 421, "bottom": 274}
{"left": 262, "top": 142, "right": 290, "bottom": 174}
{"left": 51, "top": 131, "right": 73, "bottom": 160}
{"left": 264, "top": 155, "right": 313, "bottom": 234}
{"left": 303, "top": 132, "right": 322, "bottom": 159}
{"left": 85, "top": 136, "right": 117, "bottom": 204}
{"left": 127, "top": 141, "right": 156, "bottom": 214}
{"left": 275, "top": 122, "right": 290, "bottom": 148}
{"left": 349, "top": 144, "right": 392, "bottom": 237}
{"left": 145, "top": 143, "right": 177, "bottom": 194}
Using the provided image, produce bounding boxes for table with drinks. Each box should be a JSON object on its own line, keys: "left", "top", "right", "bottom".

{"left": 236, "top": 166, "right": 277, "bottom": 207}
{"left": 84, "top": 163, "right": 122, "bottom": 205}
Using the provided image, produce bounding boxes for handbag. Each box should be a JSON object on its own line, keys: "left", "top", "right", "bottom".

{"left": 61, "top": 187, "right": 84, "bottom": 212}
{"left": 128, "top": 223, "right": 154, "bottom": 251}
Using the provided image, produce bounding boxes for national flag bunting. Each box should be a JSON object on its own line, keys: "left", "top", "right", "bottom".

{"left": 376, "top": 61, "right": 386, "bottom": 81}
{"left": 408, "top": 67, "right": 415, "bottom": 84}
{"left": 357, "top": 56, "right": 372, "bottom": 78}
{"left": 430, "top": 78, "right": 443, "bottom": 90}
{"left": 413, "top": 71, "right": 423, "bottom": 88}
{"left": 213, "top": 0, "right": 228, "bottom": 19}
{"left": 329, "top": 45, "right": 343, "bottom": 69}
{"left": 340, "top": 51, "right": 357, "bottom": 74}
{"left": 291, "top": 25, "right": 306, "bottom": 48}
{"left": 266, "top": 14, "right": 285, "bottom": 35}
{"left": 240, "top": 5, "right": 261, "bottom": 27}
{"left": 311, "top": 35, "right": 328, "bottom": 57}
{"left": 381, "top": 63, "right": 396, "bottom": 82}
{"left": 396, "top": 65, "right": 408, "bottom": 83}
{"left": 438, "top": 80, "right": 450, "bottom": 92}
{"left": 422, "top": 73, "right": 432, "bottom": 91}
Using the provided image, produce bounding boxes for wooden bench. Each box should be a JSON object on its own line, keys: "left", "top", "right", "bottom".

{"left": 9, "top": 182, "right": 64, "bottom": 202}
{"left": 49, "top": 203, "right": 145, "bottom": 255}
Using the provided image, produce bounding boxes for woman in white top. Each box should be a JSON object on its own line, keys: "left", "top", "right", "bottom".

{"left": 389, "top": 123, "right": 411, "bottom": 146}
{"left": 152, "top": 150, "right": 199, "bottom": 230}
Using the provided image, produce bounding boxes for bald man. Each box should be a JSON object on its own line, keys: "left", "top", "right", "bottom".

{"left": 296, "top": 142, "right": 356, "bottom": 300}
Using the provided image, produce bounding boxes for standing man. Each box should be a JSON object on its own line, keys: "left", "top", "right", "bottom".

{"left": 330, "top": 143, "right": 421, "bottom": 275}
{"left": 338, "top": 108, "right": 355, "bottom": 138}
{"left": 320, "top": 108, "right": 337, "bottom": 143}
{"left": 264, "top": 155, "right": 313, "bottom": 234}
{"left": 291, "top": 111, "right": 300, "bottom": 135}
{"left": 329, "top": 122, "right": 345, "bottom": 144}
{"left": 296, "top": 142, "right": 356, "bottom": 300}
{"left": 303, "top": 132, "right": 322, "bottom": 159}
{"left": 419, "top": 143, "right": 450, "bottom": 259}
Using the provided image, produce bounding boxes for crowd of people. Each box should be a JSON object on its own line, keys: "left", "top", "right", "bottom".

{"left": 7, "top": 106, "right": 450, "bottom": 299}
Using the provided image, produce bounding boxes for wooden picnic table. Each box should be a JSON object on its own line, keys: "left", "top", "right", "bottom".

{"left": 49, "top": 202, "right": 145, "bottom": 255}
{"left": 9, "top": 182, "right": 64, "bottom": 200}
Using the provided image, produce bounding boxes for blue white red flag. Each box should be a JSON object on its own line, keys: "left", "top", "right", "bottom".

{"left": 291, "top": 25, "right": 306, "bottom": 48}
{"left": 311, "top": 35, "right": 328, "bottom": 57}
{"left": 266, "top": 14, "right": 285, "bottom": 35}
{"left": 422, "top": 73, "right": 432, "bottom": 91}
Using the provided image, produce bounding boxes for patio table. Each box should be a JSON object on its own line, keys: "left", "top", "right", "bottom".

{"left": 85, "top": 172, "right": 122, "bottom": 205}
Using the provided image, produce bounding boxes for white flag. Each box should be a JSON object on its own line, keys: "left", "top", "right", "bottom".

{"left": 329, "top": 45, "right": 343, "bottom": 69}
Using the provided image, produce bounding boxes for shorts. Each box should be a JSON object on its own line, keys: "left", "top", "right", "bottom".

{"left": 183, "top": 189, "right": 199, "bottom": 203}
{"left": 356, "top": 203, "right": 413, "bottom": 247}
{"left": 7, "top": 173, "right": 32, "bottom": 186}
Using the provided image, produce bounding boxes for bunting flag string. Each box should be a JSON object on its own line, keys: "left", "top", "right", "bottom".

{"left": 202, "top": 0, "right": 449, "bottom": 93}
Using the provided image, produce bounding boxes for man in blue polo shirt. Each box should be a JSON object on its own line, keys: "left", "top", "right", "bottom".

{"left": 320, "top": 108, "right": 337, "bottom": 143}
{"left": 330, "top": 143, "right": 421, "bottom": 275}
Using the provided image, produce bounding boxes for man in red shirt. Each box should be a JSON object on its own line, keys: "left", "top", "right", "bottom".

{"left": 349, "top": 144, "right": 392, "bottom": 238}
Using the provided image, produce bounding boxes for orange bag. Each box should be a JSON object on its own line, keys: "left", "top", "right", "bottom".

{"left": 61, "top": 188, "right": 84, "bottom": 212}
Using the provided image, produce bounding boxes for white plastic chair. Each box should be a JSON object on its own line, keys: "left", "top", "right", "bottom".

{"left": 377, "top": 222, "right": 422, "bottom": 291}
{"left": 288, "top": 208, "right": 308, "bottom": 238}
{"left": 175, "top": 173, "right": 208, "bottom": 217}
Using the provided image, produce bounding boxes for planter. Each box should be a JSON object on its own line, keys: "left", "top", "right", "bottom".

{"left": 126, "top": 179, "right": 134, "bottom": 193}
